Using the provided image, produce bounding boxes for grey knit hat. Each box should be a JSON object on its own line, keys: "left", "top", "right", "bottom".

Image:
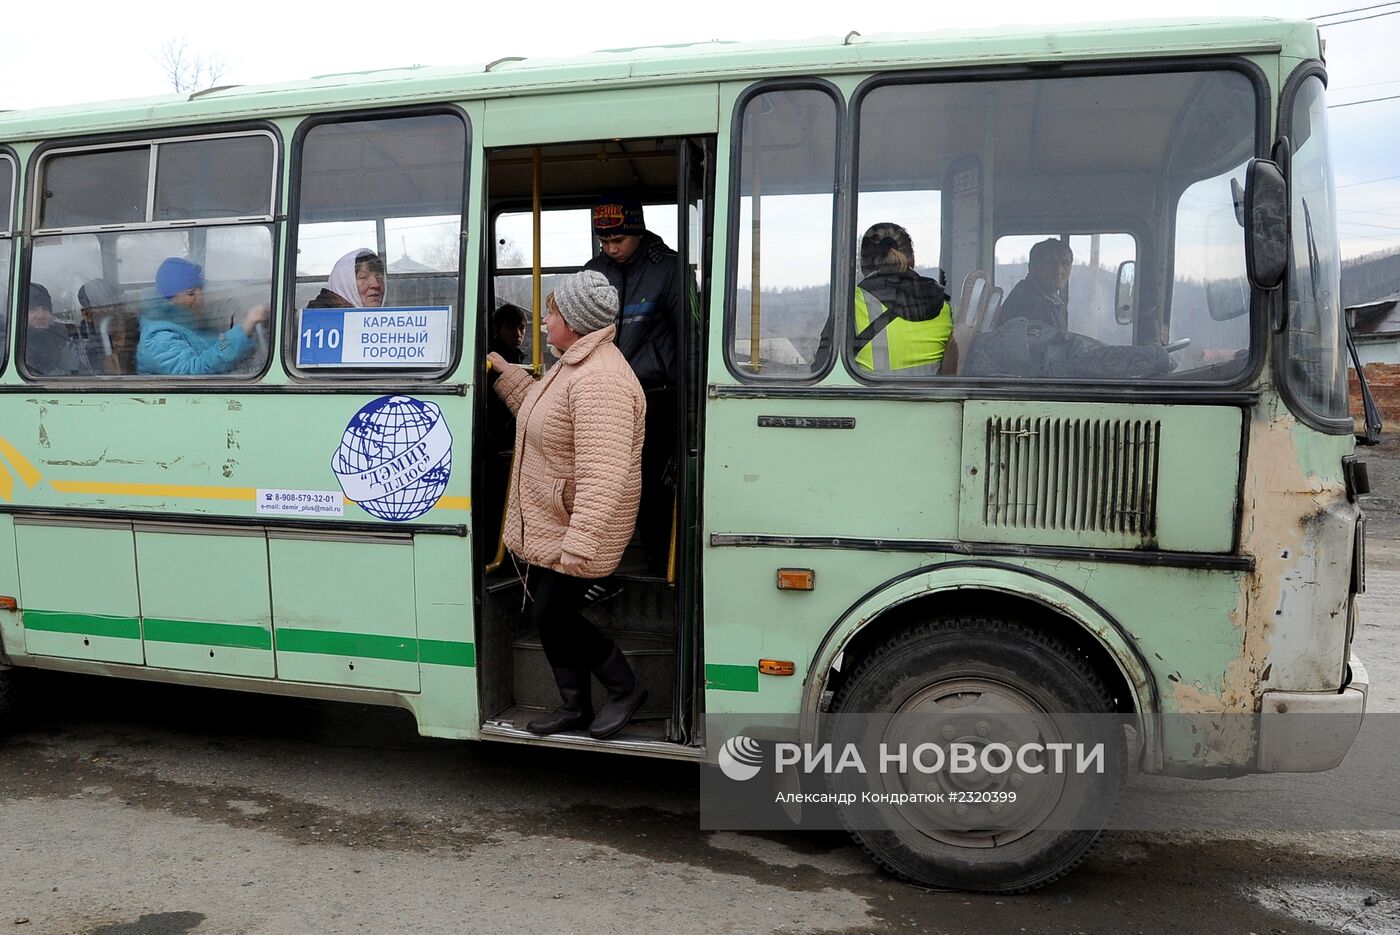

{"left": 79, "top": 279, "right": 121, "bottom": 308}
{"left": 552, "top": 270, "right": 618, "bottom": 335}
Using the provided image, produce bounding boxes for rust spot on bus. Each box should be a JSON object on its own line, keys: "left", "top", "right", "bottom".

{"left": 1171, "top": 404, "right": 1356, "bottom": 768}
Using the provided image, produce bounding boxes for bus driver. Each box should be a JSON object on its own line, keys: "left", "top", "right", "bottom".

{"left": 991, "top": 237, "right": 1073, "bottom": 331}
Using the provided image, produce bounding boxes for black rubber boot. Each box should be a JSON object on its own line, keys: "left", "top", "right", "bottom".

{"left": 526, "top": 668, "right": 594, "bottom": 735}
{"left": 588, "top": 646, "right": 648, "bottom": 739}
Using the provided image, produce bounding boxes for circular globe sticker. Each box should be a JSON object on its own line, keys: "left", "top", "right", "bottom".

{"left": 331, "top": 395, "right": 452, "bottom": 521}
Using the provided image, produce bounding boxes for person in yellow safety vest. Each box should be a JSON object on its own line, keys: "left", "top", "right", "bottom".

{"left": 853, "top": 222, "right": 953, "bottom": 376}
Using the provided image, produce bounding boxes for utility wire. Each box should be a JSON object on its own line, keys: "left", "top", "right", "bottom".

{"left": 1317, "top": 8, "right": 1400, "bottom": 26}
{"left": 1309, "top": 1, "right": 1400, "bottom": 20}
{"left": 1337, "top": 173, "right": 1400, "bottom": 189}
{"left": 1334, "top": 77, "right": 1400, "bottom": 91}
{"left": 1330, "top": 92, "right": 1400, "bottom": 107}
{"left": 1338, "top": 207, "right": 1400, "bottom": 219}
{"left": 1338, "top": 232, "right": 1400, "bottom": 242}
{"left": 1338, "top": 218, "right": 1400, "bottom": 232}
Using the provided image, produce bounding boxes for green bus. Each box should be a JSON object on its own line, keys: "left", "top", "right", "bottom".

{"left": 0, "top": 16, "right": 1372, "bottom": 891}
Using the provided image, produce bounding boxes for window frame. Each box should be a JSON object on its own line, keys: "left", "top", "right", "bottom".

{"left": 282, "top": 104, "right": 472, "bottom": 383}
{"left": 1274, "top": 61, "right": 1354, "bottom": 436}
{"left": 31, "top": 129, "right": 278, "bottom": 235}
{"left": 0, "top": 149, "right": 15, "bottom": 237}
{"left": 844, "top": 57, "right": 1272, "bottom": 395}
{"left": 19, "top": 122, "right": 283, "bottom": 385}
{"left": 722, "top": 78, "right": 846, "bottom": 385}
{"left": 0, "top": 148, "right": 17, "bottom": 377}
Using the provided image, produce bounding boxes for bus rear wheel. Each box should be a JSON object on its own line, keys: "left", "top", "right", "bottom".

{"left": 826, "top": 615, "right": 1126, "bottom": 893}
{"left": 0, "top": 666, "right": 22, "bottom": 730}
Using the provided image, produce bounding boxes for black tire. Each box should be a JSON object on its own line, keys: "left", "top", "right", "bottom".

{"left": 0, "top": 666, "right": 23, "bottom": 730}
{"left": 826, "top": 615, "right": 1126, "bottom": 893}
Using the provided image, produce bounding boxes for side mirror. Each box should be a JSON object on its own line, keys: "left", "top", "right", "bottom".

{"left": 1114, "top": 260, "right": 1137, "bottom": 325}
{"left": 1206, "top": 277, "right": 1250, "bottom": 321}
{"left": 1245, "top": 158, "right": 1289, "bottom": 291}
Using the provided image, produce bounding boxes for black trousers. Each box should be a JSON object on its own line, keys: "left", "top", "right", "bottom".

{"left": 524, "top": 563, "right": 616, "bottom": 672}
{"left": 639, "top": 387, "right": 676, "bottom": 575}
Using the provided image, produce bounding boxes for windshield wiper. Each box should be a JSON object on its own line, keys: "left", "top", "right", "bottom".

{"left": 1346, "top": 309, "right": 1383, "bottom": 445}
{"left": 1306, "top": 196, "right": 1384, "bottom": 444}
{"left": 1303, "top": 198, "right": 1322, "bottom": 312}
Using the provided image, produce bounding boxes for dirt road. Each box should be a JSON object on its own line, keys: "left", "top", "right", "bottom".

{"left": 2, "top": 673, "right": 1396, "bottom": 935}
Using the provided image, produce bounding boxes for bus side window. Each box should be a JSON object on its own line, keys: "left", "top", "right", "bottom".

{"left": 26, "top": 133, "right": 277, "bottom": 381}
{"left": 290, "top": 111, "right": 467, "bottom": 378}
{"left": 727, "top": 86, "right": 839, "bottom": 381}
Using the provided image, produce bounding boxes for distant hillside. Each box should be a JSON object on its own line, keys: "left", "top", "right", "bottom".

{"left": 737, "top": 263, "right": 1247, "bottom": 351}
{"left": 1342, "top": 249, "right": 1400, "bottom": 307}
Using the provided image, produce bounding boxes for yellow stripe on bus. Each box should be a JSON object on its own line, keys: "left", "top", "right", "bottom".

{"left": 0, "top": 438, "right": 42, "bottom": 489}
{"left": 49, "top": 481, "right": 258, "bottom": 500}
{"left": 49, "top": 479, "right": 470, "bottom": 512}
{"left": 434, "top": 496, "right": 471, "bottom": 511}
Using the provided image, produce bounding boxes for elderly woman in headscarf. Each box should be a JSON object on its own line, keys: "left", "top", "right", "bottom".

{"left": 485, "top": 270, "right": 648, "bottom": 740}
{"left": 308, "top": 248, "right": 387, "bottom": 308}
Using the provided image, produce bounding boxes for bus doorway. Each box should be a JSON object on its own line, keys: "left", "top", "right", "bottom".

{"left": 474, "top": 137, "right": 711, "bottom": 752}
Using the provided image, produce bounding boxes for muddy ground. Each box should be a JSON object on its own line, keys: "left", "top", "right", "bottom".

{"left": 0, "top": 445, "right": 1397, "bottom": 934}
{"left": 3, "top": 675, "right": 1398, "bottom": 935}
{"left": 1359, "top": 434, "right": 1400, "bottom": 540}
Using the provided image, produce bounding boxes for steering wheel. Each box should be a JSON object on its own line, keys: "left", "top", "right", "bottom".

{"left": 1163, "top": 338, "right": 1191, "bottom": 354}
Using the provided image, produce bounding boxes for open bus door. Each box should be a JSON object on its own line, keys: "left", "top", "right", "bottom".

{"left": 474, "top": 130, "right": 714, "bottom": 753}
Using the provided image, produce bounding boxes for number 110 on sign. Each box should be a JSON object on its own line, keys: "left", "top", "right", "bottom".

{"left": 303, "top": 326, "right": 342, "bottom": 351}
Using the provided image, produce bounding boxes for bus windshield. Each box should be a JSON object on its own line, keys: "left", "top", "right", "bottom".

{"left": 842, "top": 68, "right": 1259, "bottom": 382}
{"left": 1284, "top": 75, "right": 1347, "bottom": 421}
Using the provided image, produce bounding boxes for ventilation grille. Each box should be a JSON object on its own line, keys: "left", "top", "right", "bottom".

{"left": 982, "top": 416, "right": 1161, "bottom": 535}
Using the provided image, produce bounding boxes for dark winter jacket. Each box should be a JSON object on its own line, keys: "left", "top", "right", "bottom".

{"left": 306, "top": 288, "right": 354, "bottom": 309}
{"left": 993, "top": 277, "right": 1068, "bottom": 331}
{"left": 26, "top": 323, "right": 84, "bottom": 377}
{"left": 486, "top": 334, "right": 524, "bottom": 454}
{"left": 583, "top": 232, "right": 689, "bottom": 390}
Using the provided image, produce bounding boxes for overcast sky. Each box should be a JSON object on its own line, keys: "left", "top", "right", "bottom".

{"left": 1, "top": 1, "right": 1396, "bottom": 259}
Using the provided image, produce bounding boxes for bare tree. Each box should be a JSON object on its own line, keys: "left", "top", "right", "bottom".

{"left": 158, "top": 38, "right": 227, "bottom": 93}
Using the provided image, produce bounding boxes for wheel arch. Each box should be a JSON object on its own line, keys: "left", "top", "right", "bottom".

{"left": 801, "top": 561, "right": 1160, "bottom": 767}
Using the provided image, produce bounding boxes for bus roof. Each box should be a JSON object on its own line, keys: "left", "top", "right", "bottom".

{"left": 0, "top": 17, "right": 1319, "bottom": 141}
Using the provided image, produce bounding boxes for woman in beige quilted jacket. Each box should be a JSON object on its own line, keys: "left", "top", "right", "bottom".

{"left": 487, "top": 270, "right": 648, "bottom": 739}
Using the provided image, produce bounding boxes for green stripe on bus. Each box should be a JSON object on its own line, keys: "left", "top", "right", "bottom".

{"left": 706, "top": 664, "right": 760, "bottom": 692}
{"left": 21, "top": 612, "right": 473, "bottom": 667}
{"left": 419, "top": 639, "right": 475, "bottom": 667}
{"left": 23, "top": 610, "right": 141, "bottom": 641}
{"left": 275, "top": 629, "right": 419, "bottom": 663}
{"left": 142, "top": 618, "right": 273, "bottom": 651}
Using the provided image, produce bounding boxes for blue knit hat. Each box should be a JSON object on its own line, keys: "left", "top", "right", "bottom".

{"left": 592, "top": 193, "right": 645, "bottom": 237}
{"left": 156, "top": 257, "right": 204, "bottom": 298}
